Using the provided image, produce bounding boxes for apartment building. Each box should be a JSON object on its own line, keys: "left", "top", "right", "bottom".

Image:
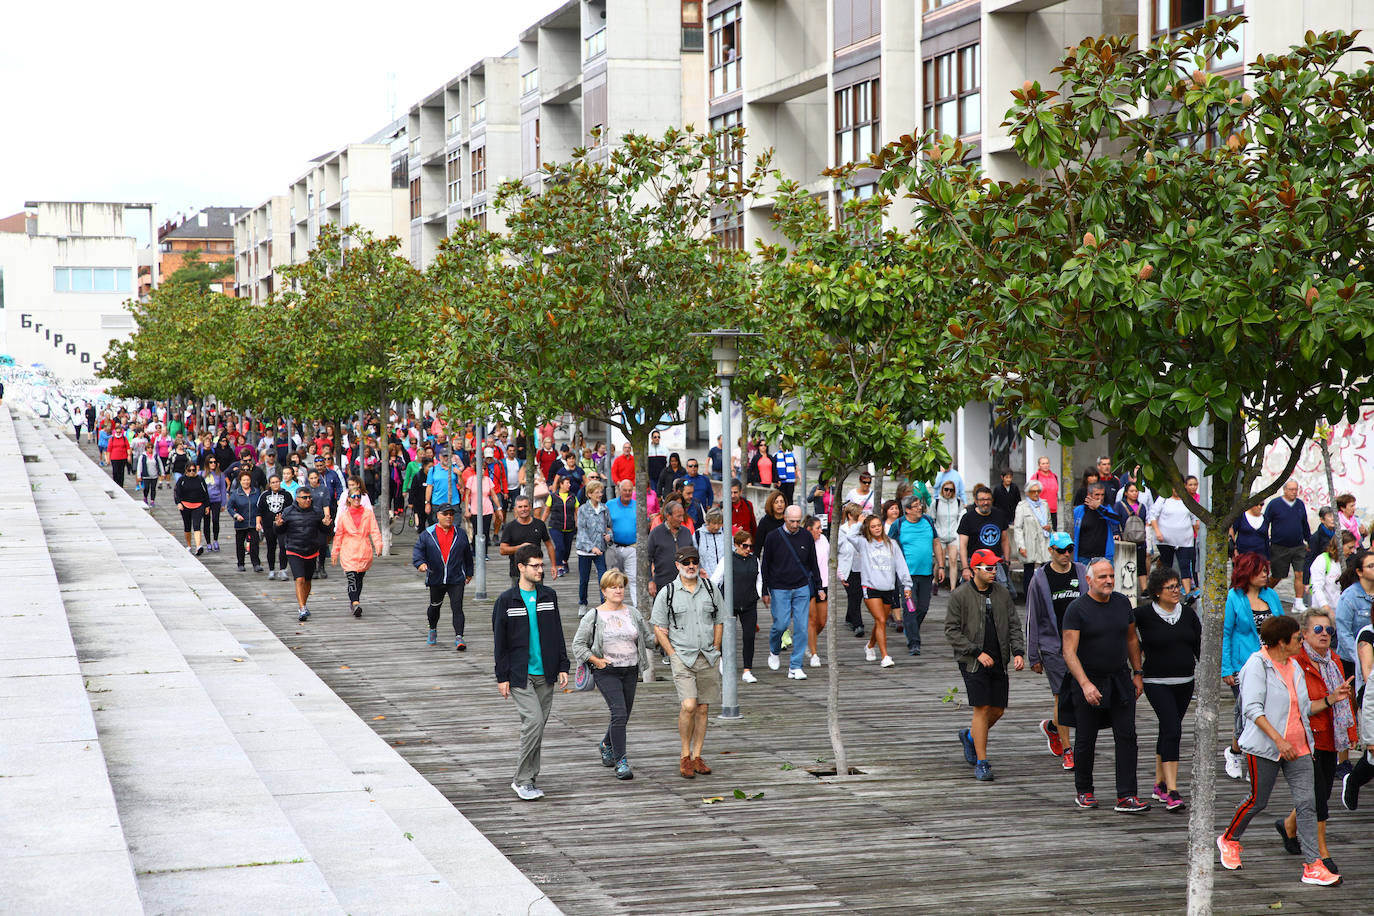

{"left": 233, "top": 196, "right": 290, "bottom": 304}
{"left": 147, "top": 207, "right": 246, "bottom": 298}
{"left": 0, "top": 202, "right": 155, "bottom": 380}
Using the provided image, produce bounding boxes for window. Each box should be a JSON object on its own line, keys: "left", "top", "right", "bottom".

{"left": 472, "top": 147, "right": 487, "bottom": 194}
{"left": 710, "top": 109, "right": 744, "bottom": 188}
{"left": 835, "top": 79, "right": 880, "bottom": 166}
{"left": 923, "top": 43, "right": 980, "bottom": 139}
{"left": 409, "top": 178, "right": 422, "bottom": 220}
{"left": 710, "top": 210, "right": 744, "bottom": 250}
{"left": 1154, "top": 1, "right": 1244, "bottom": 69}
{"left": 709, "top": 8, "right": 740, "bottom": 98}
{"left": 471, "top": 98, "right": 486, "bottom": 124}
{"left": 448, "top": 113, "right": 462, "bottom": 137}
{"left": 471, "top": 203, "right": 487, "bottom": 231}
{"left": 683, "top": 0, "right": 703, "bottom": 50}
{"left": 54, "top": 268, "right": 131, "bottom": 293}
{"left": 409, "top": 136, "right": 421, "bottom": 158}
{"left": 522, "top": 118, "right": 542, "bottom": 174}
{"left": 922, "top": 0, "right": 967, "bottom": 10}
{"left": 585, "top": 27, "right": 606, "bottom": 60}
{"left": 447, "top": 150, "right": 463, "bottom": 205}
{"left": 521, "top": 69, "right": 539, "bottom": 96}
{"left": 392, "top": 158, "right": 409, "bottom": 190}
{"left": 835, "top": 0, "right": 880, "bottom": 50}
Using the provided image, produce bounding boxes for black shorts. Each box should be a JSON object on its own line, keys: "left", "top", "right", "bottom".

{"left": 862, "top": 586, "right": 898, "bottom": 607}
{"left": 287, "top": 555, "right": 317, "bottom": 581}
{"left": 1270, "top": 543, "right": 1307, "bottom": 580}
{"left": 961, "top": 664, "right": 1010, "bottom": 709}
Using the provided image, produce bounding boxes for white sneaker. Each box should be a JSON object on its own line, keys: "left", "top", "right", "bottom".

{"left": 1292, "top": 598, "right": 1307, "bottom": 613}
{"left": 768, "top": 653, "right": 781, "bottom": 670}
{"left": 880, "top": 656, "right": 895, "bottom": 668}
{"left": 1223, "top": 746, "right": 1245, "bottom": 780}
{"left": 809, "top": 653, "right": 821, "bottom": 668}
{"left": 741, "top": 670, "right": 757, "bottom": 683}
{"left": 578, "top": 604, "right": 589, "bottom": 617}
{"left": 865, "top": 646, "right": 877, "bottom": 662}
{"left": 788, "top": 668, "right": 808, "bottom": 680}
{"left": 511, "top": 781, "right": 543, "bottom": 801}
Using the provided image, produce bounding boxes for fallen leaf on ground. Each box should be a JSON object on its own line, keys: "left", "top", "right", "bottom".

{"left": 701, "top": 796, "right": 725, "bottom": 805}
{"left": 373, "top": 715, "right": 386, "bottom": 720}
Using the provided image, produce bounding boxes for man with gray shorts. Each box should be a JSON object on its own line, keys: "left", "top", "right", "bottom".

{"left": 1265, "top": 480, "right": 1312, "bottom": 613}
{"left": 651, "top": 545, "right": 723, "bottom": 780}
{"left": 1025, "top": 532, "right": 1089, "bottom": 770}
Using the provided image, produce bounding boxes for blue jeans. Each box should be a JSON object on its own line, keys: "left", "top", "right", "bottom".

{"left": 578, "top": 553, "right": 607, "bottom": 605}
{"left": 550, "top": 528, "right": 572, "bottom": 570}
{"left": 768, "top": 586, "right": 811, "bottom": 671}
{"left": 903, "top": 575, "right": 934, "bottom": 652}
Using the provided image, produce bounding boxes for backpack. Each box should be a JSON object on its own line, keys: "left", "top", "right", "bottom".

{"left": 1121, "top": 508, "right": 1147, "bottom": 544}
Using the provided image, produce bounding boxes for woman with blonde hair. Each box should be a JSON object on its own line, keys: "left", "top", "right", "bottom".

{"left": 844, "top": 514, "right": 912, "bottom": 667}
{"left": 571, "top": 569, "right": 653, "bottom": 780}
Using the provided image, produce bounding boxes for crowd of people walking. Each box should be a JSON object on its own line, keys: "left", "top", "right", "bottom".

{"left": 79, "top": 399, "right": 1374, "bottom": 884}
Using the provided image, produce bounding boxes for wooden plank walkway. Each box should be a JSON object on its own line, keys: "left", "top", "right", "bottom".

{"left": 90, "top": 442, "right": 1370, "bottom": 914}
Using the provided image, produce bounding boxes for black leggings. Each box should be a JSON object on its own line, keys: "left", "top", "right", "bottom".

{"left": 112, "top": 459, "right": 127, "bottom": 487}
{"left": 261, "top": 527, "right": 286, "bottom": 571}
{"left": 346, "top": 570, "right": 366, "bottom": 605}
{"left": 203, "top": 502, "right": 222, "bottom": 542}
{"left": 843, "top": 573, "right": 863, "bottom": 630}
{"left": 235, "top": 529, "right": 260, "bottom": 567}
{"left": 593, "top": 665, "right": 639, "bottom": 760}
{"left": 180, "top": 505, "right": 205, "bottom": 534}
{"left": 427, "top": 582, "right": 466, "bottom": 636}
{"left": 1142, "top": 680, "right": 1194, "bottom": 762}
{"left": 1312, "top": 747, "right": 1337, "bottom": 822}
{"left": 736, "top": 605, "right": 758, "bottom": 669}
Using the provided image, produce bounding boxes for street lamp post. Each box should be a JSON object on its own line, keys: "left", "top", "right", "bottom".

{"left": 476, "top": 420, "right": 487, "bottom": 600}
{"left": 693, "top": 328, "right": 757, "bottom": 720}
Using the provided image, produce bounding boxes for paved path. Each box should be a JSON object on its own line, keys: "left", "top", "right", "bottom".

{"left": 70, "top": 427, "right": 1372, "bottom": 914}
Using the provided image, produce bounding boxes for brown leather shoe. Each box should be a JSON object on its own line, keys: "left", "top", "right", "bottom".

{"left": 691, "top": 756, "right": 711, "bottom": 775}
{"left": 679, "top": 755, "right": 696, "bottom": 778}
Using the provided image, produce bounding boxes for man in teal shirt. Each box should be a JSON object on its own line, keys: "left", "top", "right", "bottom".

{"left": 889, "top": 497, "right": 944, "bottom": 656}
{"left": 492, "top": 543, "right": 569, "bottom": 800}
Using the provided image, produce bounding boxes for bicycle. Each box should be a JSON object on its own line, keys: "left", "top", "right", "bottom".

{"left": 389, "top": 506, "right": 415, "bottom": 536}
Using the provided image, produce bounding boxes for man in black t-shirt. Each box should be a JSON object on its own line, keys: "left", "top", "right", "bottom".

{"left": 958, "top": 485, "right": 1010, "bottom": 588}
{"left": 498, "top": 495, "right": 558, "bottom": 591}
{"left": 1025, "top": 532, "right": 1089, "bottom": 770}
{"left": 1061, "top": 559, "right": 1147, "bottom": 813}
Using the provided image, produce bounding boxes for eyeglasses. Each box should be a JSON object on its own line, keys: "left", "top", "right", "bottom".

{"left": 678, "top": 559, "right": 700, "bottom": 567}
{"left": 741, "top": 543, "right": 753, "bottom": 549}
{"left": 1311, "top": 625, "right": 1335, "bottom": 635}
{"left": 973, "top": 565, "right": 997, "bottom": 572}
{"left": 1161, "top": 583, "right": 1182, "bottom": 590}
{"left": 941, "top": 488, "right": 954, "bottom": 493}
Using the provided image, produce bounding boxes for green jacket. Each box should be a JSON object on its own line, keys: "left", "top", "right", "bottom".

{"left": 945, "top": 580, "right": 1025, "bottom": 673}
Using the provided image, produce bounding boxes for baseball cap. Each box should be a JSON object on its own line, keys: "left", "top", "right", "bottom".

{"left": 676, "top": 546, "right": 700, "bottom": 563}
{"left": 1048, "top": 532, "right": 1073, "bottom": 551}
{"left": 436, "top": 505, "right": 456, "bottom": 515}
{"left": 969, "top": 548, "right": 1000, "bottom": 568}
{"left": 484, "top": 447, "right": 494, "bottom": 458}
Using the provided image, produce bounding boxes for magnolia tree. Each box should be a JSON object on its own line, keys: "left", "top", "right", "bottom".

{"left": 883, "top": 21, "right": 1374, "bottom": 912}
{"left": 489, "top": 127, "right": 769, "bottom": 612}
{"left": 277, "top": 224, "right": 428, "bottom": 552}
{"left": 750, "top": 174, "right": 972, "bottom": 775}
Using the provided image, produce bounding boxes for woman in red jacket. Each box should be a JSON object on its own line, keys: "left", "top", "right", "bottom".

{"left": 1277, "top": 610, "right": 1356, "bottom": 874}
{"left": 107, "top": 425, "right": 131, "bottom": 488}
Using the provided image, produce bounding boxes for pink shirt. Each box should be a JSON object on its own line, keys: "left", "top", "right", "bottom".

{"left": 1031, "top": 469, "right": 1060, "bottom": 508}
{"left": 465, "top": 472, "right": 497, "bottom": 516}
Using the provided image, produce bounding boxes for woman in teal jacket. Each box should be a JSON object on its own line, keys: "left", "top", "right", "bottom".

{"left": 1222, "top": 551, "right": 1285, "bottom": 777}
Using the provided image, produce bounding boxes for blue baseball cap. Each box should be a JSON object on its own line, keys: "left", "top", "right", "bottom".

{"left": 1048, "top": 532, "right": 1073, "bottom": 550}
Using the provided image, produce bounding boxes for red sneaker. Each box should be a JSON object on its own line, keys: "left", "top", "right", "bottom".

{"left": 1040, "top": 719, "right": 1064, "bottom": 757}
{"left": 1301, "top": 860, "right": 1341, "bottom": 886}
{"left": 1217, "top": 835, "right": 1243, "bottom": 871}
{"left": 1062, "top": 748, "right": 1075, "bottom": 771}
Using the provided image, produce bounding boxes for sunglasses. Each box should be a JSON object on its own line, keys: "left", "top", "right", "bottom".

{"left": 973, "top": 565, "right": 997, "bottom": 572}
{"left": 1311, "top": 625, "right": 1335, "bottom": 635}
{"left": 678, "top": 559, "right": 700, "bottom": 567}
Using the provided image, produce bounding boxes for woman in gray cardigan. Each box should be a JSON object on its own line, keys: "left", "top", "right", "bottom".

{"left": 1217, "top": 614, "right": 1349, "bottom": 886}
{"left": 574, "top": 480, "right": 612, "bottom": 615}
{"left": 571, "top": 569, "right": 654, "bottom": 780}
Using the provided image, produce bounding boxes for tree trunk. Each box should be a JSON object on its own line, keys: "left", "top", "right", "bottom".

{"left": 873, "top": 469, "right": 884, "bottom": 506}
{"left": 1320, "top": 435, "right": 1337, "bottom": 510}
{"left": 1185, "top": 527, "right": 1230, "bottom": 915}
{"left": 379, "top": 383, "right": 392, "bottom": 555}
{"left": 826, "top": 466, "right": 850, "bottom": 777}
{"left": 632, "top": 425, "right": 655, "bottom": 684}
{"left": 1060, "top": 442, "right": 1073, "bottom": 532}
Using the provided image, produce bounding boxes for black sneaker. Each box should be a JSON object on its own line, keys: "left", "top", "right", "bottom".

{"left": 599, "top": 740, "right": 615, "bottom": 767}
{"left": 1342, "top": 772, "right": 1359, "bottom": 811}
{"left": 1275, "top": 819, "right": 1301, "bottom": 855}
{"left": 853, "top": 627, "right": 865, "bottom": 638}
{"left": 353, "top": 604, "right": 363, "bottom": 618}
{"left": 1114, "top": 796, "right": 1151, "bottom": 814}
{"left": 236, "top": 564, "right": 246, "bottom": 572}
{"left": 297, "top": 607, "right": 310, "bottom": 622}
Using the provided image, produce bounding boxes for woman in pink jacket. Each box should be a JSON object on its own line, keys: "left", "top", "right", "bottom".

{"left": 1031, "top": 456, "right": 1061, "bottom": 530}
{"left": 332, "top": 477, "right": 383, "bottom": 617}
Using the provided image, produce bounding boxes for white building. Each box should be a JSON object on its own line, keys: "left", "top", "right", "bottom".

{"left": 0, "top": 202, "right": 154, "bottom": 380}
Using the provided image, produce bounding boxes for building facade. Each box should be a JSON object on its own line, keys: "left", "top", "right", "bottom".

{"left": 0, "top": 202, "right": 154, "bottom": 380}
{"left": 148, "top": 207, "right": 246, "bottom": 297}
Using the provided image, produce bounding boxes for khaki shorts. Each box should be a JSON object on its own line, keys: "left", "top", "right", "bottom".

{"left": 670, "top": 653, "right": 722, "bottom": 707}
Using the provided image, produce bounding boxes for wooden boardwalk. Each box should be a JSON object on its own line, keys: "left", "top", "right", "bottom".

{"left": 98, "top": 447, "right": 1369, "bottom": 914}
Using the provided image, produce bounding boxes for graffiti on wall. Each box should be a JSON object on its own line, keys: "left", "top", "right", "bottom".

{"left": 1261, "top": 410, "right": 1374, "bottom": 527}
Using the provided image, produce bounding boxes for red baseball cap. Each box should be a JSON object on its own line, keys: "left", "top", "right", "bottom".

{"left": 969, "top": 549, "right": 1001, "bottom": 568}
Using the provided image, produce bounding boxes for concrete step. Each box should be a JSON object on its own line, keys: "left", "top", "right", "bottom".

{"left": 41, "top": 430, "right": 473, "bottom": 914}
{"left": 44, "top": 423, "right": 562, "bottom": 916}
{"left": 0, "top": 408, "right": 143, "bottom": 916}
{"left": 14, "top": 419, "right": 344, "bottom": 915}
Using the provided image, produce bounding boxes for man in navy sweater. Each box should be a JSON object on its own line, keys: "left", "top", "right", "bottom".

{"left": 1264, "top": 480, "right": 1312, "bottom": 612}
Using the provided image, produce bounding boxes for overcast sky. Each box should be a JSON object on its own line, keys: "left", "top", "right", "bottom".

{"left": 0, "top": 0, "right": 563, "bottom": 228}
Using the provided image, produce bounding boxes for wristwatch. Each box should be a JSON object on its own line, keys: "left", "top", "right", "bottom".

{"left": 1132, "top": 669, "right": 1143, "bottom": 677}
